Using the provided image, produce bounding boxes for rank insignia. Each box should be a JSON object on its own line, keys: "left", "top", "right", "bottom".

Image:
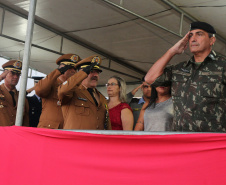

{"left": 70, "top": 55, "right": 79, "bottom": 63}
{"left": 91, "top": 56, "right": 101, "bottom": 65}
{"left": 0, "top": 104, "right": 4, "bottom": 108}
{"left": 57, "top": 100, "right": 61, "bottom": 106}
{"left": 13, "top": 60, "right": 22, "bottom": 69}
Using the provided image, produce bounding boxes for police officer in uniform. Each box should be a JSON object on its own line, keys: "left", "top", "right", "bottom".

{"left": 58, "top": 55, "right": 111, "bottom": 130}
{"left": 35, "top": 54, "right": 81, "bottom": 129}
{"left": 0, "top": 60, "right": 29, "bottom": 126}
{"left": 27, "top": 76, "right": 43, "bottom": 127}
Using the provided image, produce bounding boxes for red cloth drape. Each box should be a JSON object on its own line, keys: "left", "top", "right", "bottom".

{"left": 0, "top": 126, "right": 226, "bottom": 185}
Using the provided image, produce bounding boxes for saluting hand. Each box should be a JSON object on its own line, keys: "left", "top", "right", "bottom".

{"left": 0, "top": 69, "right": 11, "bottom": 81}
{"left": 131, "top": 84, "right": 143, "bottom": 96}
{"left": 170, "top": 32, "right": 190, "bottom": 55}
{"left": 82, "top": 56, "right": 101, "bottom": 75}
{"left": 58, "top": 65, "right": 71, "bottom": 74}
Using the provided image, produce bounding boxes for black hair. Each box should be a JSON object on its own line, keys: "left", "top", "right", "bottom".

{"left": 145, "top": 85, "right": 171, "bottom": 109}
{"left": 145, "top": 86, "right": 158, "bottom": 109}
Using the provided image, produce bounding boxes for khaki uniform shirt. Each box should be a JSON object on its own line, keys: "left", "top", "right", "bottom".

{"left": 35, "top": 69, "right": 64, "bottom": 129}
{"left": 153, "top": 51, "right": 226, "bottom": 132}
{"left": 0, "top": 84, "right": 29, "bottom": 126}
{"left": 58, "top": 70, "right": 111, "bottom": 130}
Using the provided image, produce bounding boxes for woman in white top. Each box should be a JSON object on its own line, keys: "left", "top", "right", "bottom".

{"left": 134, "top": 84, "right": 173, "bottom": 131}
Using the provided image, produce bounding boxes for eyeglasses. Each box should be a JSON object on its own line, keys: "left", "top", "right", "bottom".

{"left": 105, "top": 82, "right": 118, "bottom": 87}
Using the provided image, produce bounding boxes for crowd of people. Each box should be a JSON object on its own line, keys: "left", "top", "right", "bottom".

{"left": 0, "top": 21, "right": 225, "bottom": 132}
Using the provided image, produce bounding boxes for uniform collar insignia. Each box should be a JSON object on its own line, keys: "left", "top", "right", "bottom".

{"left": 208, "top": 50, "right": 216, "bottom": 60}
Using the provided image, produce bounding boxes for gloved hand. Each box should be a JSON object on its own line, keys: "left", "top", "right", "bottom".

{"left": 58, "top": 65, "right": 72, "bottom": 74}
{"left": 82, "top": 63, "right": 95, "bottom": 75}
{"left": 82, "top": 56, "right": 101, "bottom": 75}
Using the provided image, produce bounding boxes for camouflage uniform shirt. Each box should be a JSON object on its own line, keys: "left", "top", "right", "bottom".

{"left": 153, "top": 51, "right": 226, "bottom": 132}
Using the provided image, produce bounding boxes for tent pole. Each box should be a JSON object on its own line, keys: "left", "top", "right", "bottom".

{"left": 179, "top": 13, "right": 184, "bottom": 36}
{"left": 15, "top": 0, "right": 37, "bottom": 126}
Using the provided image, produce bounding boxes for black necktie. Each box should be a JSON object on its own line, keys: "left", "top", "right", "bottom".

{"left": 9, "top": 91, "right": 16, "bottom": 106}
{"left": 87, "top": 88, "right": 98, "bottom": 106}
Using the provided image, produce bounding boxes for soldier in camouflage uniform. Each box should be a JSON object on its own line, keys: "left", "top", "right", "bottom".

{"left": 145, "top": 21, "right": 226, "bottom": 132}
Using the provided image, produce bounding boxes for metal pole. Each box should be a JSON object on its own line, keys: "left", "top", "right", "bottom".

{"left": 0, "top": 8, "right": 5, "bottom": 34}
{"left": 15, "top": 0, "right": 37, "bottom": 126}
{"left": 0, "top": 2, "right": 146, "bottom": 76}
{"left": 179, "top": 13, "right": 184, "bottom": 36}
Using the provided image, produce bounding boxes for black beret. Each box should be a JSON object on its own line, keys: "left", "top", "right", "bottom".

{"left": 190, "top": 21, "right": 216, "bottom": 34}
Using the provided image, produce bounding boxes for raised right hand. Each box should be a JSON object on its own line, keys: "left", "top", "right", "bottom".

{"left": 170, "top": 32, "right": 190, "bottom": 55}
{"left": 0, "top": 69, "right": 11, "bottom": 81}
{"left": 58, "top": 65, "right": 72, "bottom": 74}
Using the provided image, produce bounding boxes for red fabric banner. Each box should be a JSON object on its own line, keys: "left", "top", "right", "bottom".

{"left": 0, "top": 126, "right": 226, "bottom": 185}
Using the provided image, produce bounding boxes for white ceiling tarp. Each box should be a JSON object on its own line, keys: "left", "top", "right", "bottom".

{"left": 0, "top": 0, "right": 225, "bottom": 87}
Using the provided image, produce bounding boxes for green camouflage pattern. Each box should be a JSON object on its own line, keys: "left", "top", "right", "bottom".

{"left": 153, "top": 51, "right": 226, "bottom": 132}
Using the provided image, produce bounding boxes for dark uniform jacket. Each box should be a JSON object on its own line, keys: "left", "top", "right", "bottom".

{"left": 153, "top": 51, "right": 226, "bottom": 132}
{"left": 58, "top": 70, "right": 111, "bottom": 130}
{"left": 27, "top": 94, "right": 42, "bottom": 127}
{"left": 0, "top": 84, "right": 29, "bottom": 126}
{"left": 35, "top": 69, "right": 64, "bottom": 129}
{"left": 129, "top": 99, "right": 145, "bottom": 129}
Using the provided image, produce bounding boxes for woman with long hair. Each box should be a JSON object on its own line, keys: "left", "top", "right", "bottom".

{"left": 106, "top": 76, "right": 134, "bottom": 130}
{"left": 134, "top": 84, "right": 173, "bottom": 131}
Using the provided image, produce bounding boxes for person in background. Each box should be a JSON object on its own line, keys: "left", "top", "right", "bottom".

{"left": 26, "top": 76, "right": 43, "bottom": 127}
{"left": 0, "top": 60, "right": 29, "bottom": 126}
{"left": 35, "top": 54, "right": 81, "bottom": 129}
{"left": 134, "top": 84, "right": 173, "bottom": 131}
{"left": 127, "top": 77, "right": 151, "bottom": 128}
{"left": 145, "top": 21, "right": 226, "bottom": 132}
{"left": 58, "top": 55, "right": 111, "bottom": 130}
{"left": 107, "top": 76, "right": 133, "bottom": 130}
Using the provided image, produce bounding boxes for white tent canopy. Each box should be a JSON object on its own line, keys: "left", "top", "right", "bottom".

{"left": 0, "top": 0, "right": 226, "bottom": 94}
